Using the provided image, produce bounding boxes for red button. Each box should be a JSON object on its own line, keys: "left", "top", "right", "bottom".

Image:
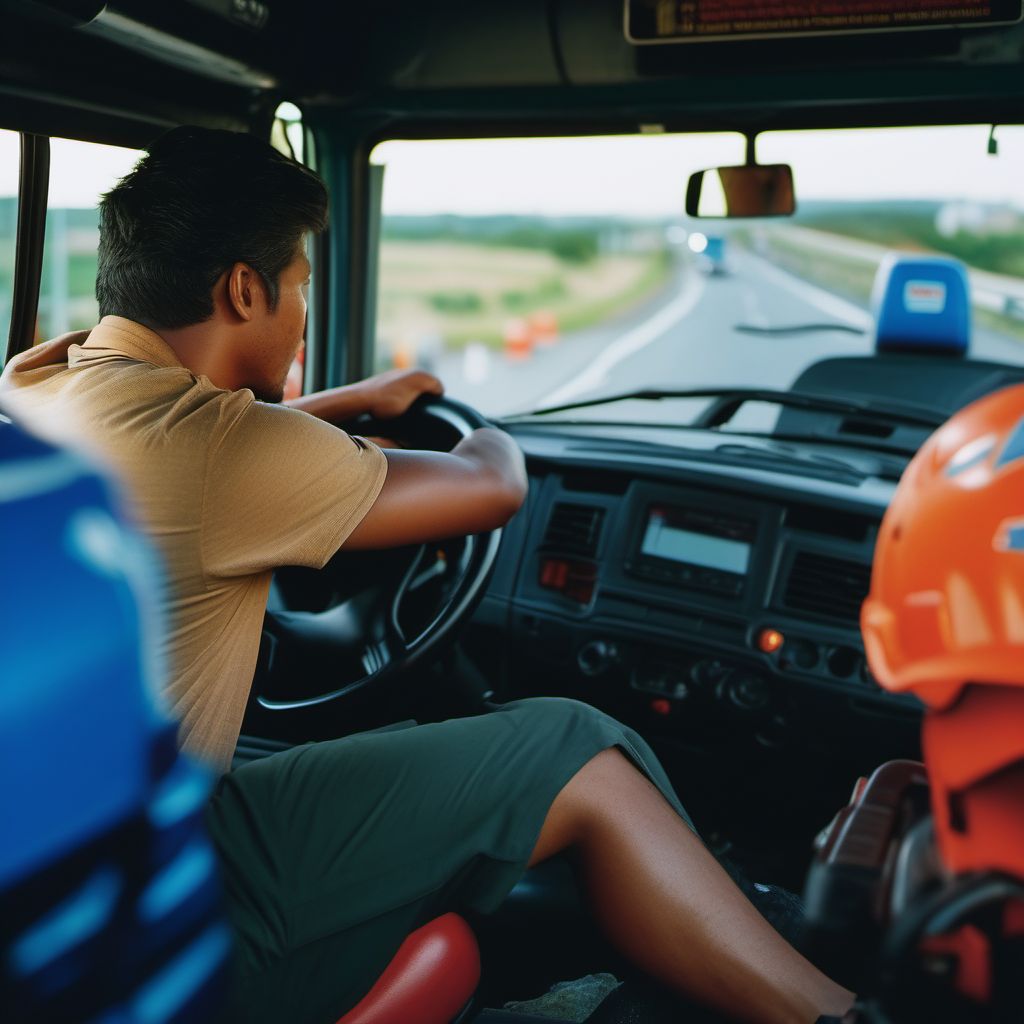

{"left": 650, "top": 698, "right": 671, "bottom": 716}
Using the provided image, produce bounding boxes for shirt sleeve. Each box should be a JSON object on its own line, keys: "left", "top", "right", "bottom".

{"left": 202, "top": 398, "right": 388, "bottom": 578}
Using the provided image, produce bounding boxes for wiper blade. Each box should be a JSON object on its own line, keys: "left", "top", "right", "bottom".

{"left": 518, "top": 387, "right": 948, "bottom": 429}
{"left": 734, "top": 322, "right": 865, "bottom": 336}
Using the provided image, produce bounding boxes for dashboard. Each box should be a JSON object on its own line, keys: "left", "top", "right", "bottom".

{"left": 472, "top": 420, "right": 923, "bottom": 764}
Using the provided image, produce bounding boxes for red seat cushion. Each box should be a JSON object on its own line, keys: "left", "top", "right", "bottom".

{"left": 336, "top": 913, "right": 480, "bottom": 1024}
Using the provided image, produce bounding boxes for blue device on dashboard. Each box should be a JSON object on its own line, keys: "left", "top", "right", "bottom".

{"left": 872, "top": 253, "right": 971, "bottom": 356}
{"left": 0, "top": 411, "right": 229, "bottom": 1024}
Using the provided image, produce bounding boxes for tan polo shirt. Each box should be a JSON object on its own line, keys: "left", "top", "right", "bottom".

{"left": 1, "top": 316, "right": 387, "bottom": 772}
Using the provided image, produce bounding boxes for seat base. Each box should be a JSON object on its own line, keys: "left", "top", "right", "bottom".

{"left": 337, "top": 913, "right": 480, "bottom": 1024}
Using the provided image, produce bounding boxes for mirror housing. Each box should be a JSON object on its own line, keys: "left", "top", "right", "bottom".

{"left": 686, "top": 163, "right": 796, "bottom": 218}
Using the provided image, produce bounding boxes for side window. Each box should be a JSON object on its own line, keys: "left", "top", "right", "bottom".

{"left": 272, "top": 102, "right": 310, "bottom": 399}
{"left": 37, "top": 137, "right": 141, "bottom": 342}
{"left": 0, "top": 129, "right": 18, "bottom": 346}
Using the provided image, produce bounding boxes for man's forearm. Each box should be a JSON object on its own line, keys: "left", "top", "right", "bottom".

{"left": 452, "top": 428, "right": 529, "bottom": 510}
{"left": 284, "top": 383, "right": 373, "bottom": 424}
{"left": 284, "top": 368, "right": 443, "bottom": 424}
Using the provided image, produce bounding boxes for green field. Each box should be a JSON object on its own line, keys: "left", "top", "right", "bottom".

{"left": 377, "top": 240, "right": 672, "bottom": 354}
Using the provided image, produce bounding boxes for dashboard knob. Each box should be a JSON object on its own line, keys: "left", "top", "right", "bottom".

{"left": 578, "top": 640, "right": 617, "bottom": 677}
{"left": 690, "top": 658, "right": 730, "bottom": 688}
{"left": 728, "top": 674, "right": 770, "bottom": 712}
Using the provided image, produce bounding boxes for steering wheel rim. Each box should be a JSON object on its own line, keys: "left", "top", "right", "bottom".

{"left": 253, "top": 395, "right": 503, "bottom": 712}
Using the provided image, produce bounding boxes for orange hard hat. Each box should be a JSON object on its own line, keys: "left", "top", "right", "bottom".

{"left": 863, "top": 383, "right": 1024, "bottom": 710}
{"left": 863, "top": 383, "right": 1024, "bottom": 878}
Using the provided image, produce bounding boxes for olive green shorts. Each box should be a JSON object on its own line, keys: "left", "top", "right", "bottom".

{"left": 204, "top": 697, "right": 693, "bottom": 1024}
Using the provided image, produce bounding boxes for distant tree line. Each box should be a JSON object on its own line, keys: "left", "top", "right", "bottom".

{"left": 382, "top": 214, "right": 654, "bottom": 264}
{"left": 795, "top": 200, "right": 1024, "bottom": 279}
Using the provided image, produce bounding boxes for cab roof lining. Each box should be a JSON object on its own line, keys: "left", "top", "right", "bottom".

{"left": 3, "top": 0, "right": 1024, "bottom": 143}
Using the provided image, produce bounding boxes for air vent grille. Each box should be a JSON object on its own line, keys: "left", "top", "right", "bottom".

{"left": 782, "top": 551, "right": 872, "bottom": 625}
{"left": 542, "top": 503, "right": 605, "bottom": 558}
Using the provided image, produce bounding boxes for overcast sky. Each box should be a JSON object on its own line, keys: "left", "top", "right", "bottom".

{"left": 3, "top": 124, "right": 1023, "bottom": 215}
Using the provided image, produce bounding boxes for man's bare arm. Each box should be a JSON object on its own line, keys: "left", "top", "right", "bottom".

{"left": 285, "top": 368, "right": 443, "bottom": 424}
{"left": 343, "top": 427, "right": 528, "bottom": 548}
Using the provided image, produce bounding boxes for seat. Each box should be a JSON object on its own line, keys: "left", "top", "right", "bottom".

{"left": 0, "top": 414, "right": 229, "bottom": 1024}
{"left": 871, "top": 252, "right": 971, "bottom": 356}
{"left": 336, "top": 913, "right": 481, "bottom": 1024}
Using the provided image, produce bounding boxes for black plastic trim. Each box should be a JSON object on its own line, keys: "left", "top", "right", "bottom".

{"left": 6, "top": 133, "right": 49, "bottom": 365}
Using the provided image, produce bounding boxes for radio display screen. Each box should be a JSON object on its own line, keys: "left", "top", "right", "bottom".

{"left": 641, "top": 508, "right": 750, "bottom": 575}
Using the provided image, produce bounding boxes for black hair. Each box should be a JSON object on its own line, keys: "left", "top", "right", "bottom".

{"left": 96, "top": 125, "right": 328, "bottom": 328}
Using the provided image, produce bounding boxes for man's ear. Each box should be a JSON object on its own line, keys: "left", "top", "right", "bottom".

{"left": 226, "top": 262, "right": 267, "bottom": 322}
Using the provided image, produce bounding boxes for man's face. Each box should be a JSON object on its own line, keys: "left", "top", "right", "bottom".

{"left": 242, "top": 248, "right": 311, "bottom": 403}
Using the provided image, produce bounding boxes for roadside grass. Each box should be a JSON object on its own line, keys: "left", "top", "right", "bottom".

{"left": 753, "top": 231, "right": 876, "bottom": 306}
{"left": 377, "top": 240, "right": 672, "bottom": 352}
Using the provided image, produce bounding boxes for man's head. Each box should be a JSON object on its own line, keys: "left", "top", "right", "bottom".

{"left": 96, "top": 126, "right": 328, "bottom": 401}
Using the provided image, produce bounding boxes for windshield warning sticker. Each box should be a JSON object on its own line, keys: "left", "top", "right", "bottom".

{"left": 625, "top": 1, "right": 1023, "bottom": 44}
{"left": 904, "top": 280, "right": 948, "bottom": 314}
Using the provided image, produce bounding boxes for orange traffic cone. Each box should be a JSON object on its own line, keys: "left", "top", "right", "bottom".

{"left": 392, "top": 340, "right": 414, "bottom": 369}
{"left": 529, "top": 310, "right": 559, "bottom": 347}
{"left": 503, "top": 319, "right": 533, "bottom": 360}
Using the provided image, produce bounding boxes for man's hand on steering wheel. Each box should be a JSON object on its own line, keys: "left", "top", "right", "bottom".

{"left": 355, "top": 368, "right": 444, "bottom": 419}
{"left": 284, "top": 367, "right": 443, "bottom": 427}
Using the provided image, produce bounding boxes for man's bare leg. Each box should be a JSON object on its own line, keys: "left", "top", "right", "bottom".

{"left": 528, "top": 748, "right": 854, "bottom": 1024}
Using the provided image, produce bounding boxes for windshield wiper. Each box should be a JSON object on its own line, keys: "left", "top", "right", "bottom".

{"left": 733, "top": 322, "right": 866, "bottom": 336}
{"left": 515, "top": 387, "right": 948, "bottom": 430}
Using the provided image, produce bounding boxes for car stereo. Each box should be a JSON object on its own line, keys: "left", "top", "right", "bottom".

{"left": 625, "top": 504, "right": 755, "bottom": 597}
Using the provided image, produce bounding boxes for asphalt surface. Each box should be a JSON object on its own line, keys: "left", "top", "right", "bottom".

{"left": 433, "top": 248, "right": 1024, "bottom": 420}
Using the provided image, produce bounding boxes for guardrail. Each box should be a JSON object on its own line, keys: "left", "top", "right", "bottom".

{"left": 767, "top": 225, "right": 1024, "bottom": 321}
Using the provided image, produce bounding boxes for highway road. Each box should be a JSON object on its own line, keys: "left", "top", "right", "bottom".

{"left": 432, "top": 247, "right": 1024, "bottom": 421}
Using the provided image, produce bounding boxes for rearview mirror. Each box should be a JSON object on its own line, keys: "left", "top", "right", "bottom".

{"left": 686, "top": 163, "right": 796, "bottom": 218}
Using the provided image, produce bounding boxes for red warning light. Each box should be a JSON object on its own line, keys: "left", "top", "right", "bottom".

{"left": 756, "top": 628, "right": 785, "bottom": 654}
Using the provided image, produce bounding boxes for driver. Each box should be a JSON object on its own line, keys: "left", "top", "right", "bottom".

{"left": 0, "top": 126, "right": 854, "bottom": 1024}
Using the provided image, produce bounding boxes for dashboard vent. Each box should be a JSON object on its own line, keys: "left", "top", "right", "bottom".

{"left": 782, "top": 551, "right": 872, "bottom": 625}
{"left": 543, "top": 503, "right": 605, "bottom": 557}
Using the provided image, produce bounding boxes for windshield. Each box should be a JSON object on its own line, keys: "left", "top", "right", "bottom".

{"left": 372, "top": 125, "right": 1024, "bottom": 423}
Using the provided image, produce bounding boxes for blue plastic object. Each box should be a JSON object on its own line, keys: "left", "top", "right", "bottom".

{"left": 871, "top": 253, "right": 971, "bottom": 356}
{"left": 0, "top": 410, "right": 228, "bottom": 1023}
{"left": 0, "top": 417, "right": 159, "bottom": 887}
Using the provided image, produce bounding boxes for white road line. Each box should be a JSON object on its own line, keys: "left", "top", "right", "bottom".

{"left": 538, "top": 271, "right": 707, "bottom": 407}
{"left": 744, "top": 251, "right": 874, "bottom": 330}
{"left": 741, "top": 286, "right": 769, "bottom": 329}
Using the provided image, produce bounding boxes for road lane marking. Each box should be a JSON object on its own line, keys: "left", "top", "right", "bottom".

{"left": 744, "top": 251, "right": 873, "bottom": 330}
{"left": 741, "top": 285, "right": 769, "bottom": 328}
{"left": 537, "top": 270, "right": 707, "bottom": 407}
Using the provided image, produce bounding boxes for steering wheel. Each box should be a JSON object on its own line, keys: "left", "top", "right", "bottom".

{"left": 251, "top": 395, "right": 504, "bottom": 714}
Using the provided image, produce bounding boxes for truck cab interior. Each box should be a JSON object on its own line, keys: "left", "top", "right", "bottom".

{"left": 5, "top": 2, "right": 1024, "bottom": 1022}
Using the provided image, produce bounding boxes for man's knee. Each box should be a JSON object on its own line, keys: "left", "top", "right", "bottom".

{"left": 531, "top": 748, "right": 628, "bottom": 864}
{"left": 509, "top": 695, "right": 618, "bottom": 736}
